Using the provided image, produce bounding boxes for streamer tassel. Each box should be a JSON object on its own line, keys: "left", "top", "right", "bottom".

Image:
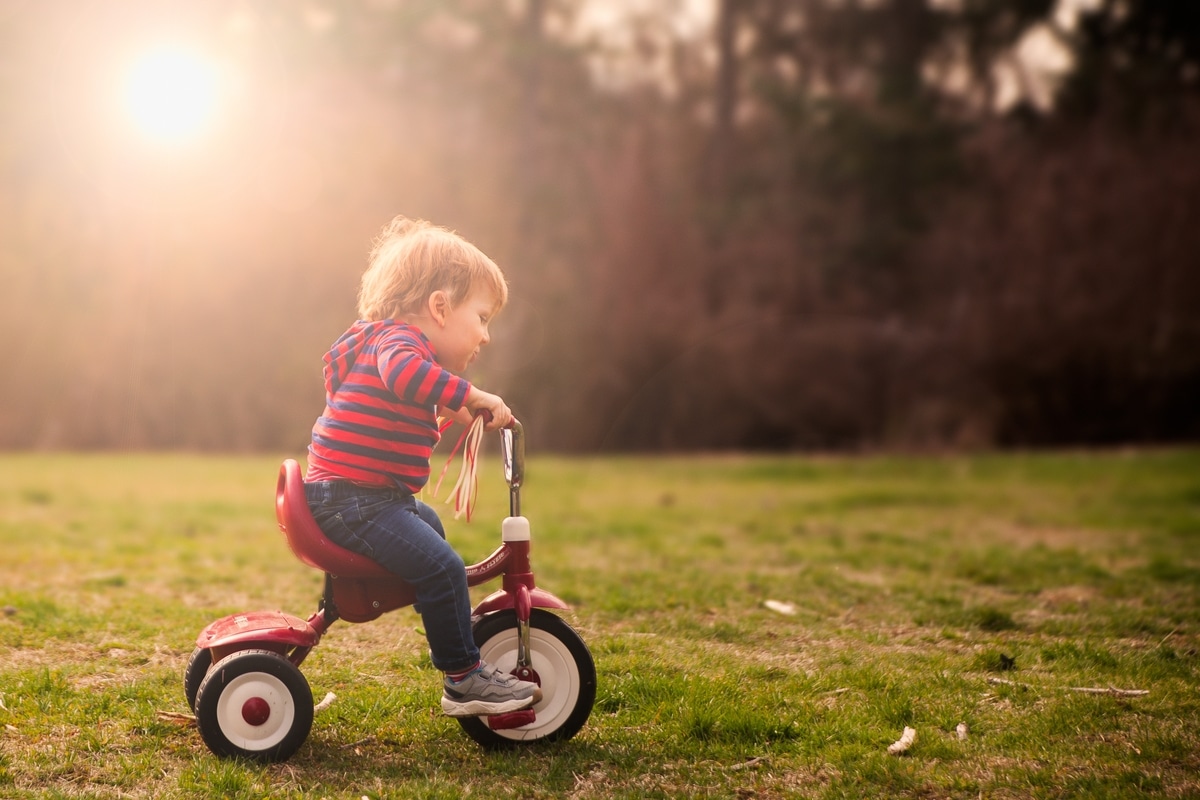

{"left": 433, "top": 414, "right": 487, "bottom": 521}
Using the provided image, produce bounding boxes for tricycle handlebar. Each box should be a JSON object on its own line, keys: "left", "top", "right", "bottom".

{"left": 501, "top": 419, "right": 525, "bottom": 517}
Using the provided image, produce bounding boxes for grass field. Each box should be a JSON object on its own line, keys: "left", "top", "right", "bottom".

{"left": 0, "top": 447, "right": 1198, "bottom": 799}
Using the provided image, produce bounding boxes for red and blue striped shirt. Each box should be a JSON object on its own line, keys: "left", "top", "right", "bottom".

{"left": 306, "top": 320, "right": 470, "bottom": 492}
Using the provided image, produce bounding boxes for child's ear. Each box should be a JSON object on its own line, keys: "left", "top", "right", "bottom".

{"left": 428, "top": 290, "right": 450, "bottom": 326}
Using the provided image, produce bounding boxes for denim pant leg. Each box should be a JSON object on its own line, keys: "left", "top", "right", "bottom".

{"left": 414, "top": 498, "right": 447, "bottom": 539}
{"left": 305, "top": 484, "right": 479, "bottom": 673}
{"left": 410, "top": 499, "right": 445, "bottom": 615}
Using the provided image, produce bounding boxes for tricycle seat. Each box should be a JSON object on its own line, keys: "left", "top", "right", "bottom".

{"left": 276, "top": 459, "right": 392, "bottom": 579}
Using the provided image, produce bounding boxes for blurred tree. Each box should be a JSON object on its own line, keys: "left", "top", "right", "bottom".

{"left": 2, "top": 0, "right": 1196, "bottom": 452}
{"left": 1061, "top": 0, "right": 1200, "bottom": 123}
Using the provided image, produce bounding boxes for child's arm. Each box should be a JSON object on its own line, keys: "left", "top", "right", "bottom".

{"left": 376, "top": 327, "right": 510, "bottom": 429}
{"left": 439, "top": 405, "right": 475, "bottom": 427}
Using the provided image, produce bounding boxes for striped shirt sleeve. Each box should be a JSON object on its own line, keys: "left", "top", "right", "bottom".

{"left": 375, "top": 327, "right": 470, "bottom": 410}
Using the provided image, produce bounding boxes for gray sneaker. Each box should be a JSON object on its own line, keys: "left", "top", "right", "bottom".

{"left": 441, "top": 662, "right": 543, "bottom": 717}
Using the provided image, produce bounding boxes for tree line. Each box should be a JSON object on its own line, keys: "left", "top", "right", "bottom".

{"left": 1, "top": 0, "right": 1197, "bottom": 452}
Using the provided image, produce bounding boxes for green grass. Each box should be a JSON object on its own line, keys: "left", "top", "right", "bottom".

{"left": 1, "top": 448, "right": 1198, "bottom": 798}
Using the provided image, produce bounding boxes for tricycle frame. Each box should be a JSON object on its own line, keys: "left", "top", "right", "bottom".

{"left": 188, "top": 421, "right": 595, "bottom": 760}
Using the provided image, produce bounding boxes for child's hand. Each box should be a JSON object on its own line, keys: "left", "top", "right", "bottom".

{"left": 465, "top": 388, "right": 512, "bottom": 431}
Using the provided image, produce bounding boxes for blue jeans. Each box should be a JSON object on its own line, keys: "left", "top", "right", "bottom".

{"left": 304, "top": 481, "right": 479, "bottom": 673}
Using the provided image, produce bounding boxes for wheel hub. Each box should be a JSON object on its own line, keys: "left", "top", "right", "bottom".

{"left": 242, "top": 696, "right": 271, "bottom": 726}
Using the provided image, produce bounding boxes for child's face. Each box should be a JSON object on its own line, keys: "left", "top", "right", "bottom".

{"left": 429, "top": 287, "right": 497, "bottom": 373}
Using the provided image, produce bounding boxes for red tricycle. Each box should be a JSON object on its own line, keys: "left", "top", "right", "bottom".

{"left": 184, "top": 420, "right": 596, "bottom": 762}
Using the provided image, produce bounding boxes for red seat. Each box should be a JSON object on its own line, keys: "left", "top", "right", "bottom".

{"left": 275, "top": 459, "right": 391, "bottom": 579}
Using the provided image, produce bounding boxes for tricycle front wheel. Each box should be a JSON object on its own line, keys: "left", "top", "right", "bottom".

{"left": 458, "top": 609, "right": 596, "bottom": 748}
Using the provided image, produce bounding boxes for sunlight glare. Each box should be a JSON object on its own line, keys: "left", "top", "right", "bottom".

{"left": 123, "top": 46, "right": 220, "bottom": 143}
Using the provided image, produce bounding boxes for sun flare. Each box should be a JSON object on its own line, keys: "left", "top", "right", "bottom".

{"left": 123, "top": 46, "right": 220, "bottom": 143}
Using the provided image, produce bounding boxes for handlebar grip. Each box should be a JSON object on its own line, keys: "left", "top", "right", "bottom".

{"left": 476, "top": 410, "right": 518, "bottom": 430}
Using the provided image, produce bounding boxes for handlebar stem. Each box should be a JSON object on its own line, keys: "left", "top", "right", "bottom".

{"left": 501, "top": 420, "right": 525, "bottom": 518}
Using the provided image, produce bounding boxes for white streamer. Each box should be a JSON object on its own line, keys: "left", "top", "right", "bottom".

{"left": 433, "top": 414, "right": 486, "bottom": 521}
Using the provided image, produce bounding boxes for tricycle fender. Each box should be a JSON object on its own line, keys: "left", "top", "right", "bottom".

{"left": 196, "top": 610, "right": 320, "bottom": 662}
{"left": 472, "top": 585, "right": 570, "bottom": 618}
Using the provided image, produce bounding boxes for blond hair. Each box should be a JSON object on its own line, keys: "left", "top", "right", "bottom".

{"left": 357, "top": 216, "right": 508, "bottom": 321}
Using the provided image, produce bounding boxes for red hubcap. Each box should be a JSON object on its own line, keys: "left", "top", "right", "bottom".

{"left": 241, "top": 697, "right": 271, "bottom": 726}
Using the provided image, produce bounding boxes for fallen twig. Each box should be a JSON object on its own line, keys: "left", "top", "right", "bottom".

{"left": 155, "top": 711, "right": 197, "bottom": 726}
{"left": 987, "top": 677, "right": 1147, "bottom": 697}
{"left": 728, "top": 756, "right": 767, "bottom": 771}
{"left": 340, "top": 735, "right": 376, "bottom": 750}
{"left": 314, "top": 692, "right": 337, "bottom": 712}
{"left": 1069, "top": 686, "right": 1149, "bottom": 697}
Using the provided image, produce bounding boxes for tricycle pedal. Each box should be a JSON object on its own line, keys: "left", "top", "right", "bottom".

{"left": 487, "top": 709, "right": 536, "bottom": 730}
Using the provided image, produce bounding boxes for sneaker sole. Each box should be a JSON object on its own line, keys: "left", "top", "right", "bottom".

{"left": 441, "top": 694, "right": 537, "bottom": 718}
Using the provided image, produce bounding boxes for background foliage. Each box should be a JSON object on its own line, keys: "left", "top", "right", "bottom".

{"left": 2, "top": 0, "right": 1197, "bottom": 452}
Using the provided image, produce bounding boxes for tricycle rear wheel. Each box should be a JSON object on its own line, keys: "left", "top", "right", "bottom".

{"left": 183, "top": 646, "right": 212, "bottom": 712}
{"left": 194, "top": 649, "right": 313, "bottom": 763}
